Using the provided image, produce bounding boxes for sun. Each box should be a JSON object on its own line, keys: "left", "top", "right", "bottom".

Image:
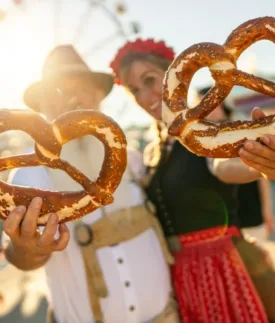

{"left": 0, "top": 11, "right": 46, "bottom": 108}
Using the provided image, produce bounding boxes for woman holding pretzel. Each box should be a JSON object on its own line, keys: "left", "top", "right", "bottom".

{"left": 110, "top": 38, "right": 275, "bottom": 323}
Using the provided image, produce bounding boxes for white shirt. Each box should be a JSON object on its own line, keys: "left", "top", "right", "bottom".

{"left": 7, "top": 149, "right": 172, "bottom": 323}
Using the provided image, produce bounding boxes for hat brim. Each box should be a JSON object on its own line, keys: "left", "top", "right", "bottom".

{"left": 24, "top": 70, "right": 114, "bottom": 112}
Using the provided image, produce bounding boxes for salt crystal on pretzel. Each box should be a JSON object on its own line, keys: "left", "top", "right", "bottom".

{"left": 162, "top": 16, "right": 275, "bottom": 158}
{"left": 0, "top": 109, "right": 127, "bottom": 225}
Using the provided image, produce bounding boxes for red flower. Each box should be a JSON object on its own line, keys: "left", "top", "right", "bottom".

{"left": 110, "top": 38, "right": 175, "bottom": 84}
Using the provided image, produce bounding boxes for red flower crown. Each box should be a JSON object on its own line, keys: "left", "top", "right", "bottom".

{"left": 110, "top": 38, "right": 175, "bottom": 84}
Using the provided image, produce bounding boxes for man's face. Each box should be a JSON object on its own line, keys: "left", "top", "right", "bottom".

{"left": 39, "top": 75, "right": 105, "bottom": 121}
{"left": 39, "top": 75, "right": 107, "bottom": 188}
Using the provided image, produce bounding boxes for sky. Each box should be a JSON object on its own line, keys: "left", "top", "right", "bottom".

{"left": 0, "top": 0, "right": 275, "bottom": 127}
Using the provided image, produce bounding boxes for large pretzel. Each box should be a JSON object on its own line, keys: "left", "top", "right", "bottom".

{"left": 162, "top": 16, "right": 275, "bottom": 158}
{"left": 0, "top": 109, "right": 127, "bottom": 225}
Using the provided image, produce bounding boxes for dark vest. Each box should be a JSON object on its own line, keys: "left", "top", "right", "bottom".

{"left": 145, "top": 141, "right": 240, "bottom": 236}
{"left": 238, "top": 181, "right": 263, "bottom": 228}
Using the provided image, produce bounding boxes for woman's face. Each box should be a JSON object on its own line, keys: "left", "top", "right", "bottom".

{"left": 120, "top": 60, "right": 165, "bottom": 120}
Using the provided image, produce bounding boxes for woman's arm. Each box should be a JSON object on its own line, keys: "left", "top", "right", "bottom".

{"left": 238, "top": 108, "right": 275, "bottom": 180}
{"left": 210, "top": 157, "right": 262, "bottom": 184}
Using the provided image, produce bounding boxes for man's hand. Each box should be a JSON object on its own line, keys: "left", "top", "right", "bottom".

{"left": 239, "top": 108, "right": 275, "bottom": 180}
{"left": 3, "top": 197, "right": 70, "bottom": 270}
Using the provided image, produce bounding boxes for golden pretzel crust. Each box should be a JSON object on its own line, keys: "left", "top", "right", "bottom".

{"left": 0, "top": 109, "right": 127, "bottom": 225}
{"left": 162, "top": 16, "right": 275, "bottom": 158}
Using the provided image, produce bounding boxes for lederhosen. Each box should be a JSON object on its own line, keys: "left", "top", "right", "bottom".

{"left": 47, "top": 166, "right": 180, "bottom": 323}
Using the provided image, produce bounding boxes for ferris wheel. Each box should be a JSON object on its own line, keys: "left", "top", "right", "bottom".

{"left": 0, "top": 0, "right": 144, "bottom": 170}
{"left": 0, "top": 0, "right": 141, "bottom": 70}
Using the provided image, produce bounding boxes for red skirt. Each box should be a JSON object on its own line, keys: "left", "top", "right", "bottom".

{"left": 170, "top": 226, "right": 268, "bottom": 323}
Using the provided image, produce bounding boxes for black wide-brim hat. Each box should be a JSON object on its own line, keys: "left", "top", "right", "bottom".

{"left": 24, "top": 45, "right": 114, "bottom": 112}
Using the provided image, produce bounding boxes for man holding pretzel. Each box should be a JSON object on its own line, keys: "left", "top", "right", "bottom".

{"left": 2, "top": 45, "right": 179, "bottom": 323}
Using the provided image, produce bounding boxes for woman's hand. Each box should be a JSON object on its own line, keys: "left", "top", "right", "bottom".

{"left": 239, "top": 108, "right": 275, "bottom": 180}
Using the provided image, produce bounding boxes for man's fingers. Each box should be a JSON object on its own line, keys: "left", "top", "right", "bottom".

{"left": 54, "top": 224, "right": 70, "bottom": 251}
{"left": 21, "top": 197, "right": 43, "bottom": 238}
{"left": 38, "top": 213, "right": 58, "bottom": 247}
{"left": 3, "top": 206, "right": 26, "bottom": 239}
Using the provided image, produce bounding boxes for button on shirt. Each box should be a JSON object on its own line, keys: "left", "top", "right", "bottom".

{"left": 6, "top": 149, "right": 172, "bottom": 323}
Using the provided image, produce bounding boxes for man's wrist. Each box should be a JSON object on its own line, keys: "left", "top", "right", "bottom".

{"left": 4, "top": 242, "right": 50, "bottom": 270}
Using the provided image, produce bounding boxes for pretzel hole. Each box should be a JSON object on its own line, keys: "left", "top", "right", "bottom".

{"left": 229, "top": 40, "right": 275, "bottom": 116}
{"left": 230, "top": 40, "right": 275, "bottom": 98}
{"left": 188, "top": 67, "right": 226, "bottom": 120}
{"left": 43, "top": 135, "right": 105, "bottom": 192}
{"left": 0, "top": 130, "right": 33, "bottom": 156}
{"left": 0, "top": 132, "right": 110, "bottom": 205}
{"left": 0, "top": 130, "right": 33, "bottom": 180}
{"left": 190, "top": 68, "right": 213, "bottom": 105}
{"left": 237, "top": 40, "right": 275, "bottom": 73}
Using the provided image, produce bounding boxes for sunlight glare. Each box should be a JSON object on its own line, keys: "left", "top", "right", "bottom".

{"left": 0, "top": 13, "right": 45, "bottom": 108}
